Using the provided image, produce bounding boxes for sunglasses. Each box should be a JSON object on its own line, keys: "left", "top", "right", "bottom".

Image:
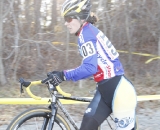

{"left": 64, "top": 16, "right": 74, "bottom": 23}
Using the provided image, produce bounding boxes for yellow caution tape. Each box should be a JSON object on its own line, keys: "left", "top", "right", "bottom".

{"left": 0, "top": 95, "right": 160, "bottom": 105}
{"left": 52, "top": 42, "right": 77, "bottom": 46}
{"left": 0, "top": 98, "right": 89, "bottom": 105}
{"left": 52, "top": 42, "right": 160, "bottom": 64}
{"left": 145, "top": 57, "right": 160, "bottom": 64}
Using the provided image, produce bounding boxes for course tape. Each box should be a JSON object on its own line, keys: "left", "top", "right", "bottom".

{"left": 52, "top": 42, "right": 160, "bottom": 64}
{"left": 117, "top": 50, "right": 160, "bottom": 64}
{"left": 0, "top": 95, "right": 160, "bottom": 105}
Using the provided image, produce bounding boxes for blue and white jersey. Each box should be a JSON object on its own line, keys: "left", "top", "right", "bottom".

{"left": 64, "top": 23, "right": 124, "bottom": 82}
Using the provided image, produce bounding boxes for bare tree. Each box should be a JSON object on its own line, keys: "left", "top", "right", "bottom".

{"left": 0, "top": 0, "right": 159, "bottom": 89}
{"left": 0, "top": 0, "right": 7, "bottom": 85}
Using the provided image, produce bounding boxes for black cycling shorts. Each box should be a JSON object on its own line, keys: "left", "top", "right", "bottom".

{"left": 80, "top": 75, "right": 137, "bottom": 130}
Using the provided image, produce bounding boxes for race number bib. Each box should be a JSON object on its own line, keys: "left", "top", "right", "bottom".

{"left": 81, "top": 41, "right": 96, "bottom": 58}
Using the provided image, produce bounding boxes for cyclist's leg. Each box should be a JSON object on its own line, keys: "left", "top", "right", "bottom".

{"left": 112, "top": 76, "right": 137, "bottom": 130}
{"left": 80, "top": 89, "right": 112, "bottom": 130}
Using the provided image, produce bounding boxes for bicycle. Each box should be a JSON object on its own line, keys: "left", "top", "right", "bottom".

{"left": 6, "top": 77, "right": 138, "bottom": 130}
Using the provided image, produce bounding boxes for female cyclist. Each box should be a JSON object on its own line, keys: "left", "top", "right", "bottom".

{"left": 47, "top": 0, "right": 137, "bottom": 130}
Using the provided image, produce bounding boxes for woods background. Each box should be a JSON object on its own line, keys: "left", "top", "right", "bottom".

{"left": 0, "top": 0, "right": 160, "bottom": 95}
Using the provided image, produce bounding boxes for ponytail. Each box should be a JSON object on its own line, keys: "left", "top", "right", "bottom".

{"left": 87, "top": 12, "right": 98, "bottom": 24}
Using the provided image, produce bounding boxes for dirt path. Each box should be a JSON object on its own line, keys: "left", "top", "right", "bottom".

{"left": 0, "top": 102, "right": 160, "bottom": 130}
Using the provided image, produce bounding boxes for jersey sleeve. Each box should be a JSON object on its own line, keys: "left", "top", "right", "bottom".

{"left": 64, "top": 40, "right": 98, "bottom": 81}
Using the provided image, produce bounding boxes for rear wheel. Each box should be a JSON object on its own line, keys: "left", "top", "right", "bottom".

{"left": 7, "top": 107, "right": 71, "bottom": 130}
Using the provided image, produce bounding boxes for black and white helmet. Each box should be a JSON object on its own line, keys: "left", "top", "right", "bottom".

{"left": 61, "top": 0, "right": 91, "bottom": 19}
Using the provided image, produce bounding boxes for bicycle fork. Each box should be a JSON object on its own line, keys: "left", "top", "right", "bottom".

{"left": 48, "top": 103, "right": 58, "bottom": 130}
{"left": 40, "top": 103, "right": 57, "bottom": 130}
{"left": 43, "top": 91, "right": 58, "bottom": 130}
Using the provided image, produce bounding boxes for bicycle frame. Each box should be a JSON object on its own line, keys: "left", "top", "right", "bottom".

{"left": 45, "top": 81, "right": 116, "bottom": 130}
{"left": 56, "top": 95, "right": 92, "bottom": 130}
{"left": 47, "top": 82, "right": 92, "bottom": 130}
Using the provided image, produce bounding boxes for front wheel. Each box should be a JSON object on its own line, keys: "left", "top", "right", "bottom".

{"left": 7, "top": 107, "right": 71, "bottom": 130}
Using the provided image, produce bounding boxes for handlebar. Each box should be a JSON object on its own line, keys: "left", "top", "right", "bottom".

{"left": 20, "top": 78, "right": 71, "bottom": 100}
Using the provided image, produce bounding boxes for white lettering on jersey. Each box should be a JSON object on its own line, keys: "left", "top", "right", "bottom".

{"left": 79, "top": 33, "right": 85, "bottom": 44}
{"left": 85, "top": 108, "right": 92, "bottom": 113}
{"left": 96, "top": 31, "right": 119, "bottom": 60}
{"left": 97, "top": 53, "right": 108, "bottom": 64}
{"left": 81, "top": 41, "right": 96, "bottom": 59}
{"left": 96, "top": 41, "right": 116, "bottom": 79}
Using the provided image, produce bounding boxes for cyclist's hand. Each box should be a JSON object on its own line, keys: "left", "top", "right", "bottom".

{"left": 47, "top": 71, "right": 66, "bottom": 86}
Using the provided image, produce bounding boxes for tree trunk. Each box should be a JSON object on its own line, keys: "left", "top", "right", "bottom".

{"left": 0, "top": 0, "right": 7, "bottom": 85}
{"left": 51, "top": 0, "right": 57, "bottom": 31}
{"left": 158, "top": 37, "right": 160, "bottom": 72}
{"left": 34, "top": 0, "right": 41, "bottom": 33}
{"left": 11, "top": 1, "right": 20, "bottom": 82}
{"left": 65, "top": 28, "right": 70, "bottom": 67}
{"left": 125, "top": 3, "right": 132, "bottom": 64}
